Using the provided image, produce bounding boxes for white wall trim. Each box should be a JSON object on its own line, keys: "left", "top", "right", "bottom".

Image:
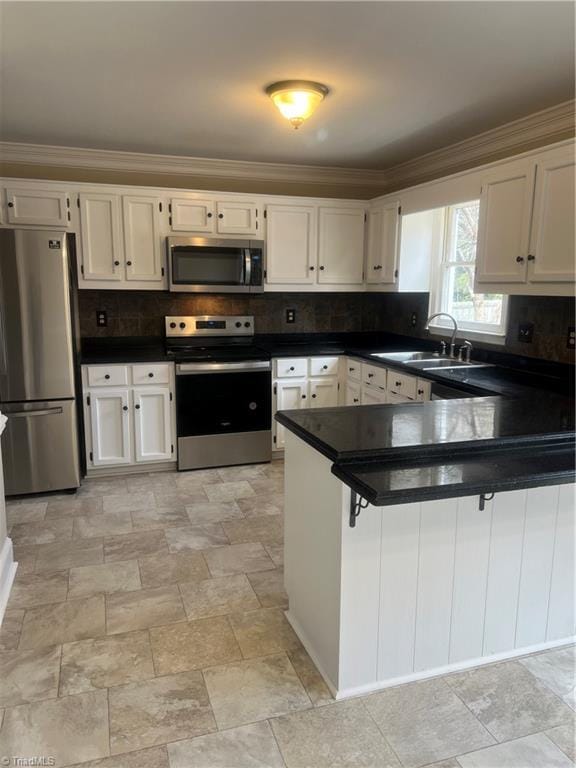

{"left": 0, "top": 537, "right": 17, "bottom": 626}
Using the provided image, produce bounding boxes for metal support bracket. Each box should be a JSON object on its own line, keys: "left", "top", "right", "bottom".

{"left": 350, "top": 491, "right": 369, "bottom": 528}
{"left": 479, "top": 492, "right": 495, "bottom": 511}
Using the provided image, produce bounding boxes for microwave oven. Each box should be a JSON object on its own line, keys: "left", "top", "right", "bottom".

{"left": 167, "top": 236, "right": 264, "bottom": 293}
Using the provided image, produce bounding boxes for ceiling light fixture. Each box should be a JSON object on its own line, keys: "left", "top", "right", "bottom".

{"left": 265, "top": 80, "right": 329, "bottom": 129}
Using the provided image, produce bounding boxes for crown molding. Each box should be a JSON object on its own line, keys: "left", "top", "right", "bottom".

{"left": 380, "top": 99, "right": 576, "bottom": 194}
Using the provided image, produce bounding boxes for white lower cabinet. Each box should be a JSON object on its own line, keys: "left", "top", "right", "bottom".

{"left": 83, "top": 363, "right": 175, "bottom": 471}
{"left": 362, "top": 385, "right": 387, "bottom": 404}
{"left": 345, "top": 379, "right": 361, "bottom": 406}
{"left": 274, "top": 379, "right": 308, "bottom": 450}
{"left": 309, "top": 378, "right": 339, "bottom": 408}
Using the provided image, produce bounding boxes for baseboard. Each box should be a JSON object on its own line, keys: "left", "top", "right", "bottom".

{"left": 0, "top": 536, "right": 17, "bottom": 625}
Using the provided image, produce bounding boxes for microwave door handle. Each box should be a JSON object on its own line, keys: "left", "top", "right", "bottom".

{"left": 244, "top": 249, "right": 252, "bottom": 286}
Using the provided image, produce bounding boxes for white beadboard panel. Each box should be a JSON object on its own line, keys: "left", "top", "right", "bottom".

{"left": 377, "top": 502, "right": 421, "bottom": 680}
{"left": 547, "top": 484, "right": 576, "bottom": 641}
{"left": 413, "top": 498, "right": 458, "bottom": 671}
{"left": 483, "top": 490, "right": 527, "bottom": 655}
{"left": 339, "top": 501, "right": 383, "bottom": 690}
{"left": 515, "top": 486, "right": 559, "bottom": 648}
{"left": 449, "top": 496, "right": 493, "bottom": 663}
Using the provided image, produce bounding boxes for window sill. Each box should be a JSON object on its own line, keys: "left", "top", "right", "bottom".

{"left": 428, "top": 324, "right": 507, "bottom": 347}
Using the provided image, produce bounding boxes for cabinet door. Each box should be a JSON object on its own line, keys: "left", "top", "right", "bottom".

{"left": 133, "top": 387, "right": 172, "bottom": 463}
{"left": 309, "top": 378, "right": 338, "bottom": 409}
{"left": 528, "top": 150, "right": 575, "bottom": 283}
{"left": 345, "top": 379, "right": 361, "bottom": 406}
{"left": 366, "top": 203, "right": 400, "bottom": 284}
{"left": 475, "top": 164, "right": 535, "bottom": 284}
{"left": 361, "top": 385, "right": 386, "bottom": 404}
{"left": 216, "top": 201, "right": 259, "bottom": 235}
{"left": 317, "top": 207, "right": 365, "bottom": 285}
{"left": 274, "top": 379, "right": 307, "bottom": 449}
{"left": 265, "top": 204, "right": 317, "bottom": 284}
{"left": 123, "top": 196, "right": 164, "bottom": 283}
{"left": 6, "top": 188, "right": 70, "bottom": 227}
{"left": 170, "top": 198, "right": 215, "bottom": 232}
{"left": 89, "top": 389, "right": 132, "bottom": 466}
{"left": 79, "top": 193, "right": 123, "bottom": 282}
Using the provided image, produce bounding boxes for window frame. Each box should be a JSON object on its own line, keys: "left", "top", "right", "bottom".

{"left": 428, "top": 200, "right": 508, "bottom": 345}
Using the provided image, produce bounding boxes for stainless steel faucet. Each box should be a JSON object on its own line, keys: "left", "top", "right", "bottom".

{"left": 425, "top": 313, "right": 458, "bottom": 357}
{"left": 460, "top": 340, "right": 473, "bottom": 363}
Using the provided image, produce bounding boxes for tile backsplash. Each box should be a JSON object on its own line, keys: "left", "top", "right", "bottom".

{"left": 78, "top": 290, "right": 575, "bottom": 364}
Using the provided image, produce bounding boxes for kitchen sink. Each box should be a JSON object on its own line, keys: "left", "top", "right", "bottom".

{"left": 371, "top": 351, "right": 440, "bottom": 363}
{"left": 405, "top": 359, "right": 494, "bottom": 370}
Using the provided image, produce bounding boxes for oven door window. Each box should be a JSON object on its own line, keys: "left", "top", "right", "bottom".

{"left": 177, "top": 371, "right": 271, "bottom": 436}
{"left": 171, "top": 246, "right": 245, "bottom": 286}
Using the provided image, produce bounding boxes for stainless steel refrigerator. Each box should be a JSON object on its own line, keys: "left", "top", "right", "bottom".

{"left": 0, "top": 229, "right": 80, "bottom": 495}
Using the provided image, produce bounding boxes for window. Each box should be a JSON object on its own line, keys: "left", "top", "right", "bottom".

{"left": 430, "top": 200, "right": 507, "bottom": 340}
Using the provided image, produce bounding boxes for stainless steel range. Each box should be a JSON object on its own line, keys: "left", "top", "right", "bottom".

{"left": 165, "top": 315, "right": 271, "bottom": 471}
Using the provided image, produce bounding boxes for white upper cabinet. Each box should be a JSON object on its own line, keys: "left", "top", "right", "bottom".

{"left": 265, "top": 204, "right": 317, "bottom": 284}
{"left": 122, "top": 195, "right": 164, "bottom": 284}
{"left": 528, "top": 147, "right": 575, "bottom": 283}
{"left": 5, "top": 187, "right": 70, "bottom": 227}
{"left": 475, "top": 162, "right": 536, "bottom": 284}
{"left": 366, "top": 202, "right": 400, "bottom": 285}
{"left": 317, "top": 207, "right": 365, "bottom": 285}
{"left": 170, "top": 198, "right": 215, "bottom": 232}
{"left": 79, "top": 192, "right": 123, "bottom": 282}
{"left": 216, "top": 200, "right": 260, "bottom": 235}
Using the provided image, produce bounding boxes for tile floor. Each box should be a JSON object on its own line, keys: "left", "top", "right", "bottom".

{"left": 0, "top": 460, "right": 574, "bottom": 768}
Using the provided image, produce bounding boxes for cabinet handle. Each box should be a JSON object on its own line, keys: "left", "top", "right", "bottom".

{"left": 207, "top": 212, "right": 213, "bottom": 218}
{"left": 218, "top": 213, "right": 224, "bottom": 219}
{"left": 516, "top": 256, "right": 525, "bottom": 263}
{"left": 418, "top": 389, "right": 424, "bottom": 395}
{"left": 126, "top": 260, "right": 132, "bottom": 266}
{"left": 395, "top": 381, "right": 401, "bottom": 387}
{"left": 135, "top": 404, "right": 141, "bottom": 410}
{"left": 353, "top": 398, "right": 359, "bottom": 403}
{"left": 104, "top": 374, "right": 110, "bottom": 380}
{"left": 122, "top": 405, "right": 128, "bottom": 412}
{"left": 368, "top": 373, "right": 374, "bottom": 378}
{"left": 114, "top": 260, "right": 120, "bottom": 266}
{"left": 148, "top": 372, "right": 154, "bottom": 378}
{"left": 527, "top": 254, "right": 535, "bottom": 261}
{"left": 349, "top": 367, "right": 355, "bottom": 372}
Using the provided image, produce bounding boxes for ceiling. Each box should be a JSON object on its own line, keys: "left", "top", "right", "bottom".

{"left": 1, "top": 1, "right": 574, "bottom": 170}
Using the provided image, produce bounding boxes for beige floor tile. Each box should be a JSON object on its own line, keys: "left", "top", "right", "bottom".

{"left": 7, "top": 501, "right": 47, "bottom": 526}
{"left": 158, "top": 489, "right": 209, "bottom": 507}
{"left": 287, "top": 647, "right": 333, "bottom": 707}
{"left": 205, "top": 481, "right": 256, "bottom": 503}
{"left": 265, "top": 543, "right": 284, "bottom": 567}
{"left": 247, "top": 568, "right": 288, "bottom": 608}
{"left": 165, "top": 523, "right": 229, "bottom": 553}
{"left": 73, "top": 511, "right": 133, "bottom": 539}
{"left": 271, "top": 699, "right": 401, "bottom": 768}
{"left": 46, "top": 496, "right": 103, "bottom": 519}
{"left": 217, "top": 465, "right": 268, "bottom": 483}
{"left": 10, "top": 518, "right": 73, "bottom": 546}
{"left": 0, "top": 690, "right": 109, "bottom": 766}
{"left": 179, "top": 574, "right": 260, "bottom": 620}
{"left": 204, "top": 542, "right": 275, "bottom": 577}
{"left": 102, "top": 491, "right": 156, "bottom": 513}
{"left": 60, "top": 630, "right": 155, "bottom": 695}
{"left": 446, "top": 660, "right": 574, "bottom": 742}
{"left": 77, "top": 477, "right": 128, "bottom": 497}
{"left": 35, "top": 538, "right": 104, "bottom": 572}
{"left": 68, "top": 745, "right": 169, "bottom": 768}
{"left": 363, "top": 677, "right": 494, "bottom": 768}
{"left": 150, "top": 615, "right": 242, "bottom": 675}
{"left": 248, "top": 477, "right": 284, "bottom": 495}
{"left": 0, "top": 609, "right": 25, "bottom": 651}
{"left": 68, "top": 560, "right": 141, "bottom": 599}
{"left": 0, "top": 645, "right": 61, "bottom": 707}
{"left": 203, "top": 653, "right": 311, "bottom": 729}
{"left": 106, "top": 585, "right": 185, "bottom": 634}
{"left": 19, "top": 595, "right": 106, "bottom": 650}
{"left": 12, "top": 543, "right": 38, "bottom": 574}
{"left": 108, "top": 671, "right": 216, "bottom": 754}
{"left": 231, "top": 607, "right": 301, "bottom": 658}
{"left": 185, "top": 500, "right": 244, "bottom": 525}
{"left": 456, "top": 732, "right": 574, "bottom": 767}
{"left": 175, "top": 469, "right": 222, "bottom": 490}
{"left": 546, "top": 722, "right": 576, "bottom": 762}
{"left": 131, "top": 504, "right": 189, "bottom": 530}
{"left": 104, "top": 529, "right": 168, "bottom": 562}
{"left": 8, "top": 570, "right": 69, "bottom": 609}
{"left": 139, "top": 550, "right": 210, "bottom": 588}
{"left": 168, "top": 721, "right": 284, "bottom": 768}
{"left": 520, "top": 646, "right": 576, "bottom": 710}
{"left": 223, "top": 515, "right": 284, "bottom": 546}
{"left": 125, "top": 473, "right": 177, "bottom": 494}
{"left": 238, "top": 493, "right": 284, "bottom": 518}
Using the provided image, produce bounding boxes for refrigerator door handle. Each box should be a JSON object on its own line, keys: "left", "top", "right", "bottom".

{"left": 8, "top": 406, "right": 64, "bottom": 418}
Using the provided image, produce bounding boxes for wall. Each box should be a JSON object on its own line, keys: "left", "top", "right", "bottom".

{"left": 78, "top": 290, "right": 575, "bottom": 364}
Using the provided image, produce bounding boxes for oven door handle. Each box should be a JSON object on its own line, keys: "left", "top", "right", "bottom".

{"left": 176, "top": 361, "right": 271, "bottom": 375}
{"left": 244, "top": 248, "right": 252, "bottom": 286}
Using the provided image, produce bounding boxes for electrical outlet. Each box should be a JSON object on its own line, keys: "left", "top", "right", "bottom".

{"left": 567, "top": 326, "right": 575, "bottom": 350}
{"left": 96, "top": 310, "right": 108, "bottom": 327}
{"left": 517, "top": 322, "right": 534, "bottom": 343}
{"left": 410, "top": 312, "right": 418, "bottom": 328}
{"left": 286, "top": 308, "right": 296, "bottom": 324}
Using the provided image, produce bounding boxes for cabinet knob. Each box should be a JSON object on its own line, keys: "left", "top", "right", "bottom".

{"left": 122, "top": 405, "right": 128, "bottom": 412}
{"left": 126, "top": 260, "right": 132, "bottom": 266}
{"left": 114, "top": 260, "right": 120, "bottom": 266}
{"left": 301, "top": 394, "right": 306, "bottom": 399}
{"left": 368, "top": 373, "right": 374, "bottom": 378}
{"left": 148, "top": 372, "right": 154, "bottom": 378}
{"left": 135, "top": 404, "right": 141, "bottom": 410}
{"left": 289, "top": 366, "right": 295, "bottom": 371}
{"left": 516, "top": 256, "right": 525, "bottom": 263}
{"left": 322, "top": 365, "right": 328, "bottom": 370}
{"left": 527, "top": 254, "right": 535, "bottom": 261}
{"left": 207, "top": 212, "right": 213, "bottom": 218}
{"left": 104, "top": 374, "right": 110, "bottom": 380}
{"left": 319, "top": 265, "right": 325, "bottom": 271}
{"left": 418, "top": 389, "right": 424, "bottom": 395}
{"left": 312, "top": 393, "right": 317, "bottom": 398}
{"left": 218, "top": 213, "right": 224, "bottom": 219}
{"left": 7, "top": 201, "right": 13, "bottom": 208}
{"left": 395, "top": 381, "right": 401, "bottom": 387}
{"left": 309, "top": 265, "right": 315, "bottom": 271}
{"left": 169, "top": 322, "right": 176, "bottom": 329}
{"left": 349, "top": 367, "right": 354, "bottom": 372}
{"left": 353, "top": 398, "right": 359, "bottom": 403}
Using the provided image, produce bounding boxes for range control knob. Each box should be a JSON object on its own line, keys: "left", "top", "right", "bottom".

{"left": 244, "top": 321, "right": 251, "bottom": 328}
{"left": 235, "top": 322, "right": 242, "bottom": 328}
{"left": 169, "top": 322, "right": 177, "bottom": 329}
{"left": 179, "top": 322, "right": 186, "bottom": 329}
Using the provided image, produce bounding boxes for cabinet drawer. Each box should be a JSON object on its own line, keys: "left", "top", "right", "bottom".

{"left": 388, "top": 371, "right": 417, "bottom": 399}
{"left": 361, "top": 363, "right": 387, "bottom": 390}
{"left": 387, "top": 391, "right": 415, "bottom": 404}
{"left": 345, "top": 358, "right": 361, "bottom": 382}
{"left": 275, "top": 358, "right": 307, "bottom": 378}
{"left": 309, "top": 356, "right": 339, "bottom": 377}
{"left": 132, "top": 363, "right": 170, "bottom": 385}
{"left": 86, "top": 365, "right": 129, "bottom": 387}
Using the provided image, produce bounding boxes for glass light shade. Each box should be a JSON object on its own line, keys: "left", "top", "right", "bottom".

{"left": 266, "top": 81, "right": 329, "bottom": 129}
